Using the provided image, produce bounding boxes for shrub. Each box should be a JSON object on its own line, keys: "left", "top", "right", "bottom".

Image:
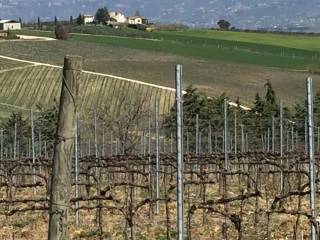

{"left": 128, "top": 24, "right": 147, "bottom": 31}
{"left": 54, "top": 24, "right": 69, "bottom": 40}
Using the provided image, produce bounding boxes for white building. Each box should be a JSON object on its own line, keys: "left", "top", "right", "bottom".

{"left": 128, "top": 16, "right": 142, "bottom": 25}
{"left": 109, "top": 12, "right": 127, "bottom": 23}
{"left": 83, "top": 15, "right": 94, "bottom": 24}
{"left": 0, "top": 20, "right": 21, "bottom": 30}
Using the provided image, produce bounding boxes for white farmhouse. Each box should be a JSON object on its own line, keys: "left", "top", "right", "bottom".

{"left": 128, "top": 16, "right": 142, "bottom": 25}
{"left": 83, "top": 15, "right": 94, "bottom": 24}
{"left": 109, "top": 12, "right": 127, "bottom": 23}
{"left": 0, "top": 20, "right": 21, "bottom": 30}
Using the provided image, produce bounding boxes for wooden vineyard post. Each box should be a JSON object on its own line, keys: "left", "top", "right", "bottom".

{"left": 48, "top": 55, "right": 82, "bottom": 240}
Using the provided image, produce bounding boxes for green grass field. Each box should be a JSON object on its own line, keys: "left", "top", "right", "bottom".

{"left": 15, "top": 27, "right": 320, "bottom": 71}
{"left": 162, "top": 29, "right": 320, "bottom": 51}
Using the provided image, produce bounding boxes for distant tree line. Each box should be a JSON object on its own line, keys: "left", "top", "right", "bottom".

{"left": 2, "top": 81, "right": 320, "bottom": 155}
{"left": 0, "top": 105, "right": 58, "bottom": 156}
{"left": 164, "top": 81, "right": 320, "bottom": 151}
{"left": 211, "top": 24, "right": 320, "bottom": 37}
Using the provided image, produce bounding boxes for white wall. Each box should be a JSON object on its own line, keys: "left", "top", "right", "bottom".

{"left": 84, "top": 16, "right": 94, "bottom": 24}
{"left": 128, "top": 18, "right": 142, "bottom": 25}
{"left": 110, "top": 12, "right": 127, "bottom": 23}
{"left": 1, "top": 22, "right": 21, "bottom": 30}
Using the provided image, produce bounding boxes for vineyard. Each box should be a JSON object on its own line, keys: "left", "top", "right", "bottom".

{"left": 0, "top": 51, "right": 319, "bottom": 239}
{"left": 0, "top": 91, "right": 319, "bottom": 239}
{"left": 0, "top": 58, "right": 30, "bottom": 71}
{"left": 0, "top": 56, "right": 175, "bottom": 116}
{"left": 0, "top": 151, "right": 318, "bottom": 239}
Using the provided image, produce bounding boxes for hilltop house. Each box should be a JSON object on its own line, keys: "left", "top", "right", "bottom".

{"left": 83, "top": 15, "right": 94, "bottom": 24}
{"left": 128, "top": 14, "right": 149, "bottom": 25}
{"left": 109, "top": 12, "right": 127, "bottom": 23}
{"left": 0, "top": 20, "right": 21, "bottom": 31}
{"left": 128, "top": 16, "right": 142, "bottom": 25}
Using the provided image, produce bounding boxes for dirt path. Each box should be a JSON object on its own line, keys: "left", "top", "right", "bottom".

{"left": 70, "top": 32, "right": 161, "bottom": 42}
{"left": 0, "top": 64, "right": 34, "bottom": 74}
{"left": 17, "top": 35, "right": 56, "bottom": 41}
{"left": 0, "top": 54, "right": 177, "bottom": 91}
{"left": 20, "top": 29, "right": 160, "bottom": 42}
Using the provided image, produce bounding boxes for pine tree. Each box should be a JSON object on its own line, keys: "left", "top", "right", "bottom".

{"left": 263, "top": 80, "right": 278, "bottom": 119}
{"left": 95, "top": 7, "right": 110, "bottom": 24}
{"left": 76, "top": 14, "right": 85, "bottom": 25}
{"left": 55, "top": 24, "right": 69, "bottom": 40}
{"left": 37, "top": 17, "right": 41, "bottom": 29}
{"left": 253, "top": 93, "right": 264, "bottom": 115}
{"left": 264, "top": 81, "right": 276, "bottom": 105}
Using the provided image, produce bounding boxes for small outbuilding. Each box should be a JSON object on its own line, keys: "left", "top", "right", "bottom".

{"left": 83, "top": 15, "right": 94, "bottom": 24}
{"left": 128, "top": 16, "right": 142, "bottom": 25}
{"left": 0, "top": 20, "right": 21, "bottom": 31}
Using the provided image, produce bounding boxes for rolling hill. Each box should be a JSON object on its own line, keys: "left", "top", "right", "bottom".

{"left": 0, "top": 28, "right": 319, "bottom": 116}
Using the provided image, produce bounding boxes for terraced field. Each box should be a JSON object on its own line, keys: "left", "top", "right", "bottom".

{"left": 0, "top": 57, "right": 30, "bottom": 70}
{"left": 0, "top": 60, "right": 175, "bottom": 116}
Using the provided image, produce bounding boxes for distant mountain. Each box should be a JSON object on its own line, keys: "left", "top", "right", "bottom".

{"left": 1, "top": 0, "right": 320, "bottom": 31}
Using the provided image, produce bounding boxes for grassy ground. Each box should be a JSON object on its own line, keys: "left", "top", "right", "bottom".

{"left": 164, "top": 29, "right": 320, "bottom": 51}
{"left": 14, "top": 28, "right": 320, "bottom": 71}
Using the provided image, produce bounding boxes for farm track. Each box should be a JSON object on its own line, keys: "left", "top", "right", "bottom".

{"left": 70, "top": 32, "right": 161, "bottom": 42}
{"left": 0, "top": 65, "right": 34, "bottom": 74}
